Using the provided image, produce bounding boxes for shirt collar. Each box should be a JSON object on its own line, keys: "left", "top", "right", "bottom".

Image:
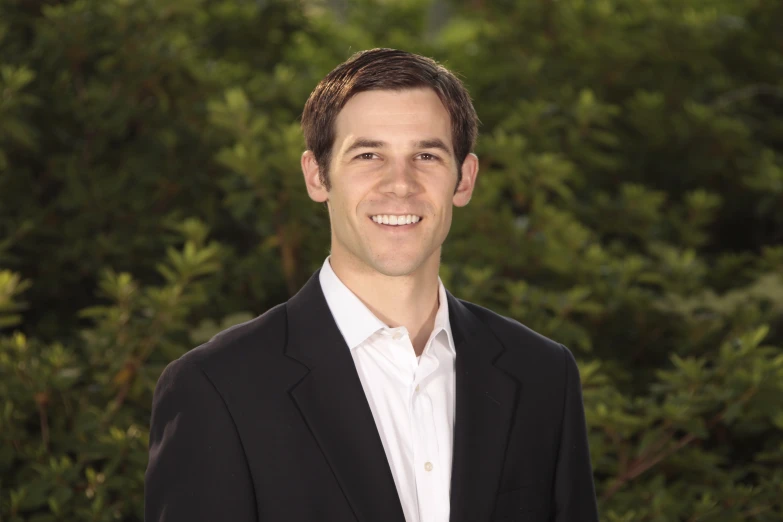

{"left": 318, "top": 255, "right": 455, "bottom": 354}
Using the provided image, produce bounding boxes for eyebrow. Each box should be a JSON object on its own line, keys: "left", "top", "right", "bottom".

{"left": 343, "top": 138, "right": 453, "bottom": 156}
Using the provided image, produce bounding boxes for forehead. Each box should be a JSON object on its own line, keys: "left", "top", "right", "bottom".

{"left": 333, "top": 88, "right": 452, "bottom": 144}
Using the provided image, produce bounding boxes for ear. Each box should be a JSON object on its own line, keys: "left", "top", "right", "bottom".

{"left": 453, "top": 153, "right": 479, "bottom": 207}
{"left": 301, "top": 150, "right": 329, "bottom": 203}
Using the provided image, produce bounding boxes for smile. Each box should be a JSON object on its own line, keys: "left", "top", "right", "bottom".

{"left": 369, "top": 215, "right": 424, "bottom": 232}
{"left": 370, "top": 214, "right": 421, "bottom": 225}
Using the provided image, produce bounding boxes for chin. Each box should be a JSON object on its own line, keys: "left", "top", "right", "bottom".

{"left": 369, "top": 257, "right": 425, "bottom": 277}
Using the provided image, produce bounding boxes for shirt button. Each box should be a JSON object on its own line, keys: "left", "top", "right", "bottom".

{"left": 424, "top": 462, "right": 433, "bottom": 472}
{"left": 415, "top": 385, "right": 420, "bottom": 392}
{"left": 393, "top": 331, "right": 403, "bottom": 340}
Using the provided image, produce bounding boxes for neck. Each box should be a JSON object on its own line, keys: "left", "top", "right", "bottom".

{"left": 328, "top": 251, "right": 441, "bottom": 357}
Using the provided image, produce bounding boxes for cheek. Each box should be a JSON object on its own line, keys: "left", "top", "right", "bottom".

{"left": 329, "top": 187, "right": 365, "bottom": 225}
{"left": 438, "top": 205, "right": 455, "bottom": 230}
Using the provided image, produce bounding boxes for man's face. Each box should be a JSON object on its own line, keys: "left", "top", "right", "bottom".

{"left": 302, "top": 87, "right": 478, "bottom": 278}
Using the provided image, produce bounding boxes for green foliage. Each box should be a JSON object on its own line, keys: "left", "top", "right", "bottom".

{"left": 0, "top": 0, "right": 782, "bottom": 520}
{"left": 1, "top": 220, "right": 221, "bottom": 521}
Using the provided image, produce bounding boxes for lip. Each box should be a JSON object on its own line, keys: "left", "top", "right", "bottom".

{"left": 368, "top": 216, "right": 423, "bottom": 231}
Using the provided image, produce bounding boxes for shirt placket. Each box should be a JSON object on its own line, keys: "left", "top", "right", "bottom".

{"left": 411, "top": 349, "right": 446, "bottom": 522}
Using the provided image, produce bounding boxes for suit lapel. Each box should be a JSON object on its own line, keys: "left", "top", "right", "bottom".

{"left": 446, "top": 291, "right": 519, "bottom": 522}
{"left": 285, "top": 269, "right": 406, "bottom": 522}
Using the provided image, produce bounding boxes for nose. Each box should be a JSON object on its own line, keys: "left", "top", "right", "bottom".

{"left": 382, "top": 158, "right": 420, "bottom": 197}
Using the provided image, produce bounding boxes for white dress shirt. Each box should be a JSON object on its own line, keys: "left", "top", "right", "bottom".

{"left": 319, "top": 256, "right": 456, "bottom": 522}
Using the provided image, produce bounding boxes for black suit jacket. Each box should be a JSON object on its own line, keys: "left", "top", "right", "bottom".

{"left": 145, "top": 268, "right": 599, "bottom": 521}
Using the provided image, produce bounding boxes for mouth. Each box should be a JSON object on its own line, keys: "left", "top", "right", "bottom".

{"left": 368, "top": 215, "right": 423, "bottom": 231}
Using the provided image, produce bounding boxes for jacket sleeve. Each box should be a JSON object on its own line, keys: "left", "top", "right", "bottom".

{"left": 145, "top": 357, "right": 256, "bottom": 522}
{"left": 553, "top": 344, "right": 600, "bottom": 521}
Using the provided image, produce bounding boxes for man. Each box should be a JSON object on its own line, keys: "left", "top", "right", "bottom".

{"left": 145, "top": 48, "right": 599, "bottom": 522}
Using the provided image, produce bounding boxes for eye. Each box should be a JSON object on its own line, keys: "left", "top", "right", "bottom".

{"left": 418, "top": 153, "right": 439, "bottom": 161}
{"left": 356, "top": 152, "right": 377, "bottom": 160}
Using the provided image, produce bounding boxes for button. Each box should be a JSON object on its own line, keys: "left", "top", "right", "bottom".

{"left": 424, "top": 462, "right": 433, "bottom": 472}
{"left": 393, "top": 331, "right": 403, "bottom": 340}
{"left": 415, "top": 385, "right": 420, "bottom": 392}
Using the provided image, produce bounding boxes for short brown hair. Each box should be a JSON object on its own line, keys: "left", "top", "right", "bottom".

{"left": 301, "top": 48, "right": 479, "bottom": 192}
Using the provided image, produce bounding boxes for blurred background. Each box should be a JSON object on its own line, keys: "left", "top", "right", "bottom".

{"left": 1, "top": 0, "right": 782, "bottom": 520}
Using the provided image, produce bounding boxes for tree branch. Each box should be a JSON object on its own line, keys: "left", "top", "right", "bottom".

{"left": 602, "top": 387, "right": 759, "bottom": 501}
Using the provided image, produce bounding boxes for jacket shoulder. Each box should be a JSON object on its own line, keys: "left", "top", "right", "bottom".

{"left": 457, "top": 298, "right": 570, "bottom": 373}
{"left": 177, "top": 302, "right": 289, "bottom": 377}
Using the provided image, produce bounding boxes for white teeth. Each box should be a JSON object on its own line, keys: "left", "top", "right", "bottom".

{"left": 371, "top": 214, "right": 422, "bottom": 226}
